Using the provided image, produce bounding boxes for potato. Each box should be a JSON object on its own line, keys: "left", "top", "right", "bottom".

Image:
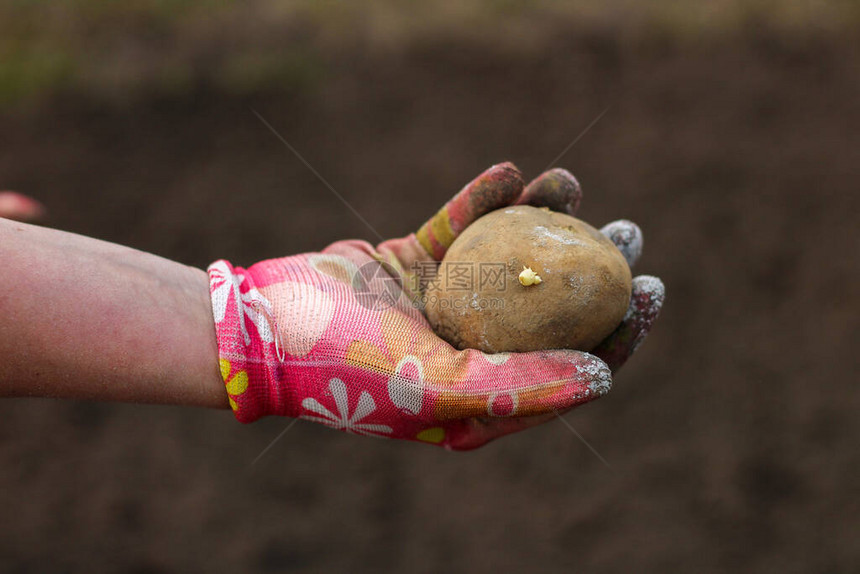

{"left": 425, "top": 205, "right": 632, "bottom": 353}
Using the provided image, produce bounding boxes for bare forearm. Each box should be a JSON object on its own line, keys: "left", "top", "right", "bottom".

{"left": 0, "top": 218, "right": 228, "bottom": 409}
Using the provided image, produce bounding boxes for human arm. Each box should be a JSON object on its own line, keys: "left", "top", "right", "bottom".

{"left": 0, "top": 163, "right": 663, "bottom": 450}
{"left": 0, "top": 217, "right": 228, "bottom": 408}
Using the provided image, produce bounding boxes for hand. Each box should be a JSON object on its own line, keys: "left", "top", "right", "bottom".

{"left": 208, "top": 163, "right": 664, "bottom": 450}
{"left": 0, "top": 191, "right": 45, "bottom": 222}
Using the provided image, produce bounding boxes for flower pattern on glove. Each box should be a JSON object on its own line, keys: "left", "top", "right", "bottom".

{"left": 220, "top": 358, "right": 248, "bottom": 412}
{"left": 210, "top": 260, "right": 275, "bottom": 345}
{"left": 346, "top": 311, "right": 468, "bottom": 415}
{"left": 301, "top": 378, "right": 393, "bottom": 437}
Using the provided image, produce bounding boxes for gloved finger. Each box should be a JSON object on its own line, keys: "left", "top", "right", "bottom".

{"left": 456, "top": 276, "right": 665, "bottom": 449}
{"left": 376, "top": 162, "right": 524, "bottom": 280}
{"left": 427, "top": 349, "right": 611, "bottom": 451}
{"left": 0, "top": 191, "right": 46, "bottom": 223}
{"left": 601, "top": 219, "right": 643, "bottom": 268}
{"left": 515, "top": 168, "right": 582, "bottom": 215}
{"left": 591, "top": 275, "right": 665, "bottom": 372}
{"left": 419, "top": 348, "right": 611, "bottom": 450}
{"left": 413, "top": 162, "right": 524, "bottom": 261}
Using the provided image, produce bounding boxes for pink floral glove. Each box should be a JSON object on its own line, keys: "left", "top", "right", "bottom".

{"left": 208, "top": 163, "right": 664, "bottom": 450}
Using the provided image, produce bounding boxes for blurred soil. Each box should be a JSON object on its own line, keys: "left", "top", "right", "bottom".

{"left": 0, "top": 21, "right": 858, "bottom": 573}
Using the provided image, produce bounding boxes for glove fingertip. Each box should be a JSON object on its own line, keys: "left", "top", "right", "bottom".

{"left": 415, "top": 163, "right": 524, "bottom": 260}
{"left": 566, "top": 350, "right": 613, "bottom": 398}
{"left": 517, "top": 168, "right": 582, "bottom": 215}
{"left": 601, "top": 219, "right": 643, "bottom": 268}
{"left": 630, "top": 275, "right": 665, "bottom": 321}
{"left": 455, "top": 162, "right": 525, "bottom": 229}
{"left": 592, "top": 274, "right": 665, "bottom": 370}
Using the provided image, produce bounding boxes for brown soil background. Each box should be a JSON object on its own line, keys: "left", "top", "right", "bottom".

{"left": 1, "top": 8, "right": 858, "bottom": 573}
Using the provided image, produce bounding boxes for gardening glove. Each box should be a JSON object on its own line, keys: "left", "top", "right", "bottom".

{"left": 208, "top": 163, "right": 663, "bottom": 450}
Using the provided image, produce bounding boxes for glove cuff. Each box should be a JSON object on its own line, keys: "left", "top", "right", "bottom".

{"left": 208, "top": 259, "right": 294, "bottom": 422}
